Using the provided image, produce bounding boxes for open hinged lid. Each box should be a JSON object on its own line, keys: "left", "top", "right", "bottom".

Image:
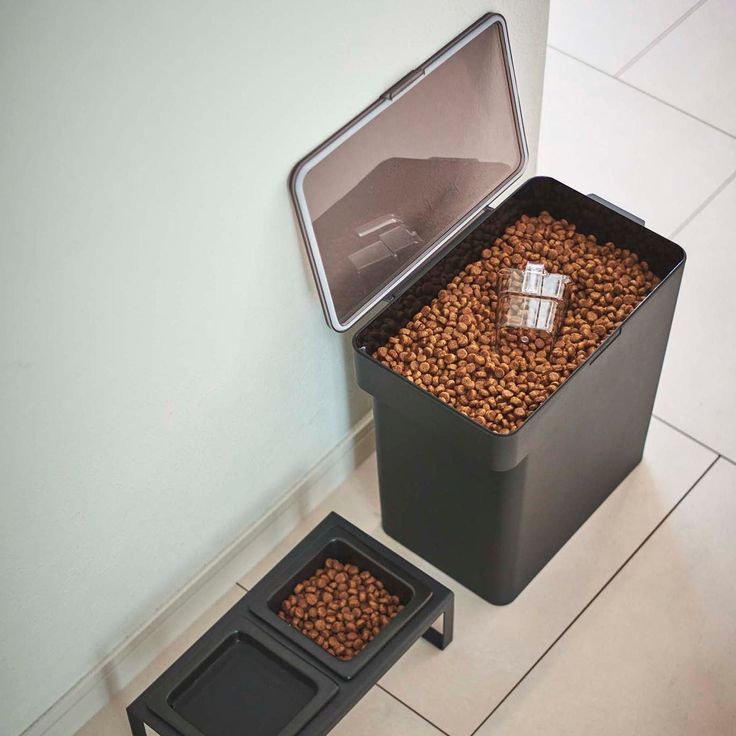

{"left": 290, "top": 13, "right": 528, "bottom": 331}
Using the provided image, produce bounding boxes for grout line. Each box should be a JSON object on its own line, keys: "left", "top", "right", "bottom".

{"left": 668, "top": 168, "right": 736, "bottom": 237}
{"left": 652, "top": 413, "right": 735, "bottom": 465}
{"left": 469, "top": 454, "right": 721, "bottom": 736}
{"left": 377, "top": 684, "right": 452, "bottom": 736}
{"left": 547, "top": 45, "right": 736, "bottom": 141}
{"left": 614, "top": 0, "right": 710, "bottom": 77}
{"left": 651, "top": 414, "right": 718, "bottom": 455}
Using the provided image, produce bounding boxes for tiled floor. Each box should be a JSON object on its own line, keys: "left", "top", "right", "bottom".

{"left": 78, "top": 2, "right": 736, "bottom": 735}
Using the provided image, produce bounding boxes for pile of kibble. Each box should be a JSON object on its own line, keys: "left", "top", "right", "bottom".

{"left": 278, "top": 558, "right": 403, "bottom": 661}
{"left": 373, "top": 211, "right": 659, "bottom": 434}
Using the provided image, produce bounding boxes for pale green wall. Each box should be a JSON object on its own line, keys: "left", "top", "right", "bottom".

{"left": 0, "top": 2, "right": 549, "bottom": 733}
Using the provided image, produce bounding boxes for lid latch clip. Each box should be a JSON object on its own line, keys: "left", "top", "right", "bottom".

{"left": 348, "top": 215, "right": 422, "bottom": 276}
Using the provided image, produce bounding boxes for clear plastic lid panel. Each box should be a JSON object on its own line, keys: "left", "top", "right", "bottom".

{"left": 291, "top": 14, "right": 528, "bottom": 331}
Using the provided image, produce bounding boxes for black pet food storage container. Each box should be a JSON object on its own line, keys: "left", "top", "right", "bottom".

{"left": 288, "top": 14, "right": 685, "bottom": 604}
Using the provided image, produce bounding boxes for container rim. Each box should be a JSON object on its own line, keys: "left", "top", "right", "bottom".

{"left": 352, "top": 175, "right": 687, "bottom": 440}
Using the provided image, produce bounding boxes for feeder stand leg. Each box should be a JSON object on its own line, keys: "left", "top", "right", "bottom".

{"left": 127, "top": 709, "right": 147, "bottom": 736}
{"left": 422, "top": 596, "right": 454, "bottom": 650}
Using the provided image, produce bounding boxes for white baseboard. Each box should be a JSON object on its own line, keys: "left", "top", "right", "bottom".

{"left": 22, "top": 413, "right": 375, "bottom": 736}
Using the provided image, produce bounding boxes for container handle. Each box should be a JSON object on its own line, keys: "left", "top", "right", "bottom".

{"left": 587, "top": 193, "right": 645, "bottom": 226}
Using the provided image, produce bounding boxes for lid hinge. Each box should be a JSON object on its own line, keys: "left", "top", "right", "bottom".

{"left": 382, "top": 68, "right": 426, "bottom": 100}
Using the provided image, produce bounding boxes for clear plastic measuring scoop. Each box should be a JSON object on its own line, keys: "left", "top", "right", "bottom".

{"left": 495, "top": 262, "right": 571, "bottom": 353}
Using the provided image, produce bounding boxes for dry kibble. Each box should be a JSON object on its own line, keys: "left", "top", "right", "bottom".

{"left": 373, "top": 212, "right": 659, "bottom": 433}
{"left": 280, "top": 558, "right": 402, "bottom": 661}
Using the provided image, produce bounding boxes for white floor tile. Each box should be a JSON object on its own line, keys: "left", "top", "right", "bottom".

{"left": 537, "top": 49, "right": 736, "bottom": 236}
{"left": 475, "top": 458, "right": 736, "bottom": 736}
{"left": 622, "top": 0, "right": 736, "bottom": 135}
{"left": 654, "top": 176, "right": 736, "bottom": 460}
{"left": 548, "top": 0, "right": 697, "bottom": 75}
{"left": 332, "top": 688, "right": 444, "bottom": 736}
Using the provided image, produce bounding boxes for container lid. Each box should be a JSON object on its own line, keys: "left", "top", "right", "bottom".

{"left": 290, "top": 13, "right": 528, "bottom": 331}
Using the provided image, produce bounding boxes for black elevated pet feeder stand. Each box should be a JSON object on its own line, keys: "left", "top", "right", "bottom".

{"left": 126, "top": 513, "right": 453, "bottom": 736}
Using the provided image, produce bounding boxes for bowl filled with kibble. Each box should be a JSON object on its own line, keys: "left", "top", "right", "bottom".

{"left": 250, "top": 533, "right": 433, "bottom": 679}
